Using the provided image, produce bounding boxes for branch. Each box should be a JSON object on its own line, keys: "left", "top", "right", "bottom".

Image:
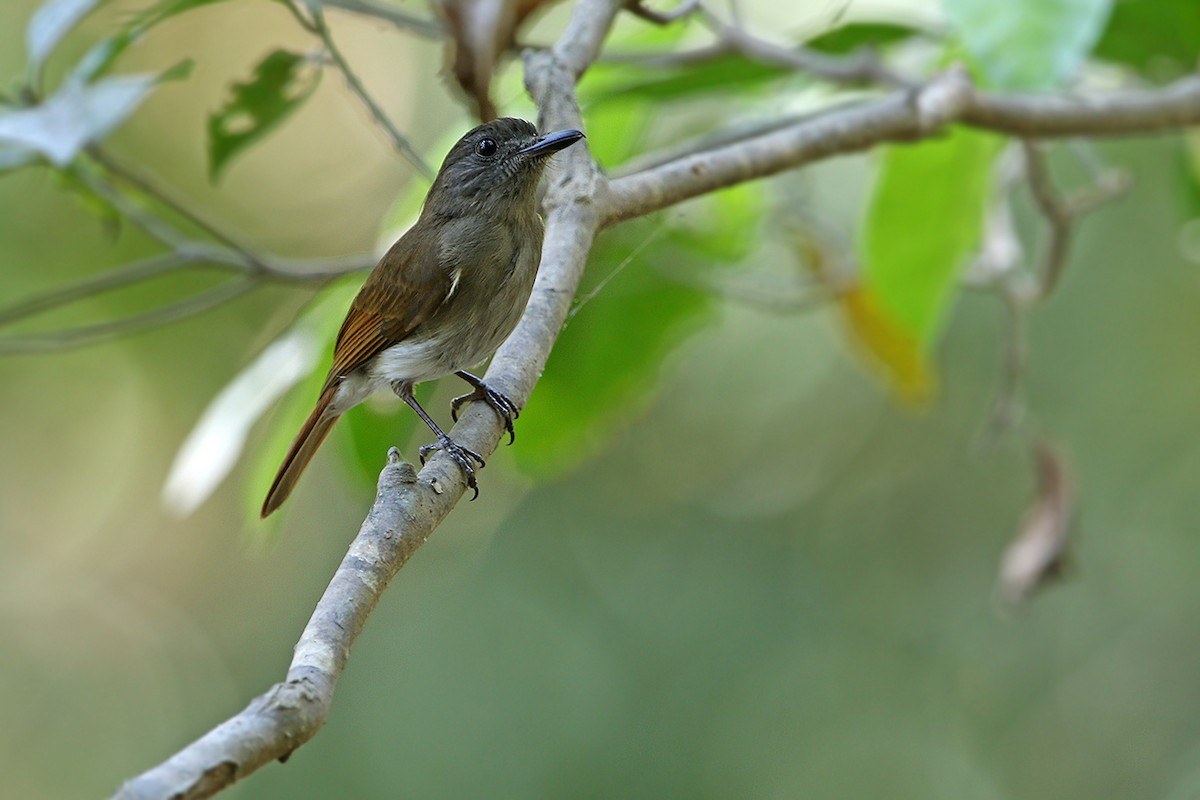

{"left": 111, "top": 0, "right": 622, "bottom": 796}
{"left": 0, "top": 150, "right": 376, "bottom": 349}
{"left": 602, "top": 70, "right": 1200, "bottom": 225}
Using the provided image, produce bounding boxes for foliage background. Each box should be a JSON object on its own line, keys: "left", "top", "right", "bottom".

{"left": 2, "top": 0, "right": 1200, "bottom": 798}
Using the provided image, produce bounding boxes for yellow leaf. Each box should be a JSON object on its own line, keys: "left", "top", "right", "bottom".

{"left": 839, "top": 285, "right": 934, "bottom": 405}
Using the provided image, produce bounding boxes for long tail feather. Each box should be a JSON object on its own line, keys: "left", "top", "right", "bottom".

{"left": 261, "top": 386, "right": 339, "bottom": 517}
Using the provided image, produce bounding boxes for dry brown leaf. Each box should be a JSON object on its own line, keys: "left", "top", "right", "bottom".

{"left": 996, "top": 441, "right": 1076, "bottom": 610}
{"left": 437, "top": 0, "right": 562, "bottom": 120}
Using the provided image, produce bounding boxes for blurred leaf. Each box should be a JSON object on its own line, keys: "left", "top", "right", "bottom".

{"left": 514, "top": 224, "right": 715, "bottom": 478}
{"left": 855, "top": 127, "right": 999, "bottom": 395}
{"left": 164, "top": 328, "right": 322, "bottom": 517}
{"left": 72, "top": 0, "right": 228, "bottom": 82}
{"left": 26, "top": 0, "right": 102, "bottom": 73}
{"left": 0, "top": 73, "right": 161, "bottom": 166}
{"left": 805, "top": 22, "right": 918, "bottom": 54}
{"left": 838, "top": 286, "right": 932, "bottom": 403}
{"left": 53, "top": 161, "right": 122, "bottom": 232}
{"left": 0, "top": 149, "right": 37, "bottom": 172}
{"left": 667, "top": 182, "right": 765, "bottom": 263}
{"left": 207, "top": 49, "right": 321, "bottom": 182}
{"left": 942, "top": 0, "right": 1113, "bottom": 90}
{"left": 1179, "top": 133, "right": 1200, "bottom": 218}
{"left": 579, "top": 96, "right": 650, "bottom": 168}
{"left": 1094, "top": 0, "right": 1200, "bottom": 79}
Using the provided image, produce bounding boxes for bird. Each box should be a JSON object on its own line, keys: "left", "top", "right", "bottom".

{"left": 261, "top": 118, "right": 585, "bottom": 517}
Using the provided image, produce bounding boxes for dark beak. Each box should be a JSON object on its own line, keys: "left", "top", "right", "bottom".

{"left": 518, "top": 129, "right": 585, "bottom": 157}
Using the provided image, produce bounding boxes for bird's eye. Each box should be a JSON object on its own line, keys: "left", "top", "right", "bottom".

{"left": 475, "top": 138, "right": 498, "bottom": 157}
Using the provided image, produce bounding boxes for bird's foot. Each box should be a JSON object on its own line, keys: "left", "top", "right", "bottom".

{"left": 451, "top": 380, "right": 520, "bottom": 445}
{"left": 419, "top": 435, "right": 486, "bottom": 499}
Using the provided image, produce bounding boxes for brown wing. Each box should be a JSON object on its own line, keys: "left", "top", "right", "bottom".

{"left": 323, "top": 227, "right": 455, "bottom": 389}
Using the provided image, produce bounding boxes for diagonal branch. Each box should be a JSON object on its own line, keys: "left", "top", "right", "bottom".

{"left": 110, "top": 1, "right": 621, "bottom": 797}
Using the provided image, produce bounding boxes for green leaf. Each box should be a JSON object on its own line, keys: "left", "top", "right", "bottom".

{"left": 942, "top": 0, "right": 1114, "bottom": 90}
{"left": 26, "top": 0, "right": 102, "bottom": 72}
{"left": 667, "top": 182, "right": 765, "bottom": 263}
{"left": 72, "top": 0, "right": 229, "bottom": 82}
{"left": 0, "top": 73, "right": 161, "bottom": 166}
{"left": 207, "top": 50, "right": 322, "bottom": 182}
{"left": 860, "top": 127, "right": 1000, "bottom": 346}
{"left": 514, "top": 223, "right": 716, "bottom": 479}
{"left": 806, "top": 22, "right": 918, "bottom": 54}
{"left": 1095, "top": 0, "right": 1200, "bottom": 80}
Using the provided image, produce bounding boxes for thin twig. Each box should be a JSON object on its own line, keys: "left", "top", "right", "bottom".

{"left": 1021, "top": 140, "right": 1131, "bottom": 301}
{"left": 87, "top": 148, "right": 269, "bottom": 268}
{"left": 624, "top": 0, "right": 701, "bottom": 25}
{"left": 0, "top": 279, "right": 255, "bottom": 354}
{"left": 285, "top": 0, "right": 432, "bottom": 177}
{"left": 699, "top": 5, "right": 912, "bottom": 87}
{"left": 0, "top": 252, "right": 189, "bottom": 329}
{"left": 322, "top": 0, "right": 443, "bottom": 37}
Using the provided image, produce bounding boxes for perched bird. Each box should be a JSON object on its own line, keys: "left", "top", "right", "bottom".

{"left": 262, "top": 118, "right": 585, "bottom": 516}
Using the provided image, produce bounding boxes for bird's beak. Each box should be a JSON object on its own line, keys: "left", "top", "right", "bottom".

{"left": 518, "top": 129, "right": 586, "bottom": 157}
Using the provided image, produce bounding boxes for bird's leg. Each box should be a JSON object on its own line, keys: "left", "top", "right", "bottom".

{"left": 450, "top": 370, "right": 519, "bottom": 445}
{"left": 393, "top": 381, "right": 485, "bottom": 499}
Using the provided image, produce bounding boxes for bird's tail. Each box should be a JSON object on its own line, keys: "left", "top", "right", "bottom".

{"left": 261, "top": 386, "right": 339, "bottom": 517}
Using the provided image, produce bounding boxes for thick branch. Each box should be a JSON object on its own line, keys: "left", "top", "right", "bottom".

{"left": 110, "top": 1, "right": 620, "bottom": 797}
{"left": 603, "top": 71, "right": 1200, "bottom": 225}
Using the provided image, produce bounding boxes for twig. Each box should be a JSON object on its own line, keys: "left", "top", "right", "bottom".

{"left": 0, "top": 252, "right": 189, "bottom": 329}
{"left": 0, "top": 278, "right": 255, "bottom": 354}
{"left": 624, "top": 0, "right": 700, "bottom": 25}
{"left": 981, "top": 286, "right": 1029, "bottom": 443}
{"left": 321, "top": 0, "right": 443, "bottom": 37}
{"left": 699, "top": 5, "right": 912, "bottom": 87}
{"left": 285, "top": 0, "right": 433, "bottom": 177}
{"left": 1021, "top": 140, "right": 1130, "bottom": 301}
{"left": 87, "top": 148, "right": 269, "bottom": 268}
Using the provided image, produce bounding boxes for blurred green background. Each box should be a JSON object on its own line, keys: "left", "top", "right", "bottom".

{"left": 2, "top": 1, "right": 1200, "bottom": 798}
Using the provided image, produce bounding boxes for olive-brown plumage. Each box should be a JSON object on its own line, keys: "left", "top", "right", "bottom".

{"left": 262, "top": 119, "right": 584, "bottom": 516}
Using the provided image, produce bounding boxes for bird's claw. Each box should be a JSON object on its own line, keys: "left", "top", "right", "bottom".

{"left": 419, "top": 435, "right": 485, "bottom": 500}
{"left": 451, "top": 382, "right": 520, "bottom": 445}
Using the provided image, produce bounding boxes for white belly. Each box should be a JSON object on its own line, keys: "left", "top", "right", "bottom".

{"left": 329, "top": 337, "right": 455, "bottom": 414}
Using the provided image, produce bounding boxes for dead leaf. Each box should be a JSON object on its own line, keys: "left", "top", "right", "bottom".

{"left": 437, "top": 0, "right": 562, "bottom": 120}
{"left": 996, "top": 441, "right": 1076, "bottom": 610}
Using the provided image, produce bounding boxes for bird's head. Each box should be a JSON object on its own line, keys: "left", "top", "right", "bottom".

{"left": 426, "top": 118, "right": 585, "bottom": 214}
